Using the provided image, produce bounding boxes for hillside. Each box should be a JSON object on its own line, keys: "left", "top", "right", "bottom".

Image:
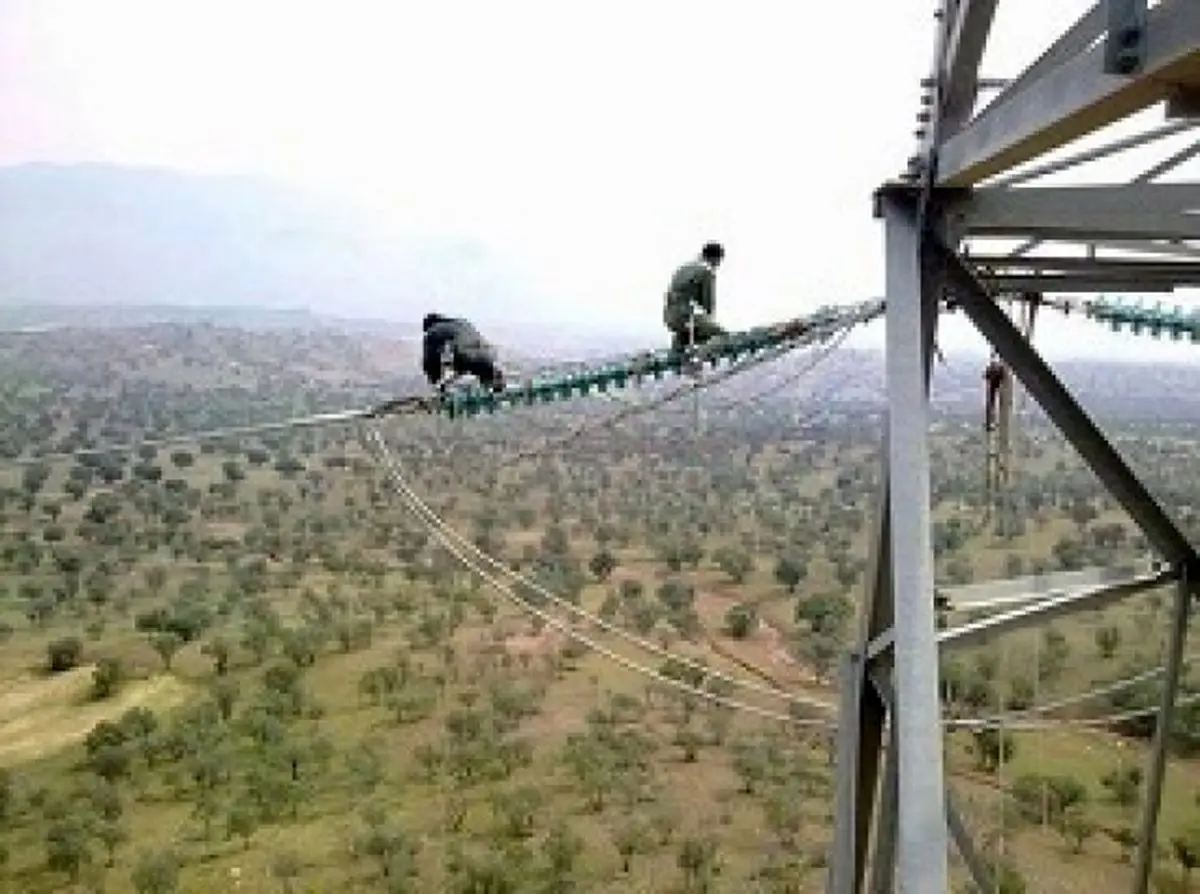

{"left": 0, "top": 163, "right": 531, "bottom": 327}
{"left": 0, "top": 320, "right": 1197, "bottom": 892}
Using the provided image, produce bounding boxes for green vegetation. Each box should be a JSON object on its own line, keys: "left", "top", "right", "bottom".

{"left": 0, "top": 320, "right": 1197, "bottom": 892}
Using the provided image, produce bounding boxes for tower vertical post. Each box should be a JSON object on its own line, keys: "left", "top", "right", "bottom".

{"left": 882, "top": 189, "right": 948, "bottom": 892}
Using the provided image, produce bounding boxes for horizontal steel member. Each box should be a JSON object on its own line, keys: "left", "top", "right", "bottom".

{"left": 866, "top": 570, "right": 1174, "bottom": 660}
{"left": 968, "top": 257, "right": 1200, "bottom": 275}
{"left": 936, "top": 0, "right": 1200, "bottom": 186}
{"left": 981, "top": 275, "right": 1184, "bottom": 293}
{"left": 942, "top": 565, "right": 1121, "bottom": 611}
{"left": 951, "top": 183, "right": 1200, "bottom": 242}
{"left": 939, "top": 570, "right": 1174, "bottom": 650}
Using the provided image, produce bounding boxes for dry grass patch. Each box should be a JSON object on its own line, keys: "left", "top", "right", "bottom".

{"left": 0, "top": 669, "right": 193, "bottom": 766}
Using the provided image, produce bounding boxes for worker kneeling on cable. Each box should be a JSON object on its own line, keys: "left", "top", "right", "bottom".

{"left": 664, "top": 242, "right": 728, "bottom": 356}
{"left": 422, "top": 313, "right": 506, "bottom": 395}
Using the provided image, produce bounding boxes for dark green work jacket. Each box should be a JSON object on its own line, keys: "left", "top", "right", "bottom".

{"left": 664, "top": 260, "right": 716, "bottom": 330}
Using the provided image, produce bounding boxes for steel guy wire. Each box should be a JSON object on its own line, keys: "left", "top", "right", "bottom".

{"left": 364, "top": 425, "right": 832, "bottom": 728}
{"left": 366, "top": 424, "right": 837, "bottom": 716}
{"left": 371, "top": 449, "right": 1184, "bottom": 737}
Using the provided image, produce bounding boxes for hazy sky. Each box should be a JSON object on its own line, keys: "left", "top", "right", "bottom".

{"left": 1, "top": 0, "right": 1198, "bottom": 361}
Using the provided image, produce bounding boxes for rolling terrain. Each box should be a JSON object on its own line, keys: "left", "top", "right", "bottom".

{"left": 0, "top": 318, "right": 1197, "bottom": 892}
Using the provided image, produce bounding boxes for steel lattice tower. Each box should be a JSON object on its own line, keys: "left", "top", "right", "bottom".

{"left": 828, "top": 2, "right": 1200, "bottom": 891}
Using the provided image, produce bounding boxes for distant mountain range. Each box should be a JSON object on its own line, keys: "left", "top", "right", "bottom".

{"left": 5, "top": 163, "right": 1198, "bottom": 379}
{"left": 0, "top": 302, "right": 327, "bottom": 331}
{"left": 0, "top": 162, "right": 653, "bottom": 353}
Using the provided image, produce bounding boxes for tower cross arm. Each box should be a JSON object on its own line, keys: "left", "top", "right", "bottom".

{"left": 936, "top": 0, "right": 1200, "bottom": 186}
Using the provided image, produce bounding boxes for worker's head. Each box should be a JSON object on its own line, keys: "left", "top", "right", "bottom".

{"left": 701, "top": 242, "right": 725, "bottom": 267}
{"left": 422, "top": 313, "right": 448, "bottom": 332}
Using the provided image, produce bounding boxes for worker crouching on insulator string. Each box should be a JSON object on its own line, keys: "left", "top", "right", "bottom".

{"left": 664, "top": 242, "right": 728, "bottom": 354}
{"left": 422, "top": 313, "right": 506, "bottom": 395}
